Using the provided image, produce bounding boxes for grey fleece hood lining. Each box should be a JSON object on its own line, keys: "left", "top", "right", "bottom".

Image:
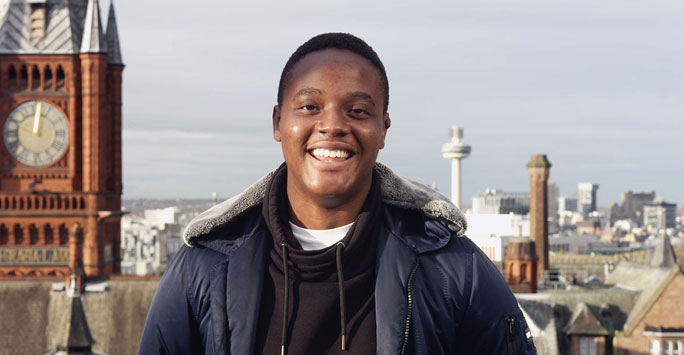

{"left": 184, "top": 163, "right": 467, "bottom": 245}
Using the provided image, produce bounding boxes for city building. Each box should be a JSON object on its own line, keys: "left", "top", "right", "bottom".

{"left": 465, "top": 213, "right": 529, "bottom": 262}
{"left": 0, "top": 3, "right": 146, "bottom": 355}
{"left": 644, "top": 201, "right": 677, "bottom": 231}
{"left": 622, "top": 190, "right": 655, "bottom": 223}
{"left": 120, "top": 207, "right": 183, "bottom": 275}
{"left": 549, "top": 233, "right": 600, "bottom": 254}
{"left": 576, "top": 219, "right": 602, "bottom": 236}
{"left": 559, "top": 196, "right": 578, "bottom": 212}
{"left": 577, "top": 182, "right": 599, "bottom": 217}
{"left": 471, "top": 188, "right": 530, "bottom": 215}
{"left": 548, "top": 183, "right": 559, "bottom": 234}
{"left": 0, "top": 0, "right": 123, "bottom": 280}
{"left": 513, "top": 235, "right": 684, "bottom": 355}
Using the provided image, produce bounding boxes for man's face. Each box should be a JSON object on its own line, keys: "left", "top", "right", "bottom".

{"left": 273, "top": 48, "right": 389, "bottom": 206}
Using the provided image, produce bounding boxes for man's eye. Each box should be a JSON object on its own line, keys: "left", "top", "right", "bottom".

{"left": 349, "top": 108, "right": 369, "bottom": 116}
{"left": 301, "top": 105, "right": 317, "bottom": 111}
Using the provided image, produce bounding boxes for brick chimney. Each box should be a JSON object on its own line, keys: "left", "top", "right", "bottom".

{"left": 527, "top": 154, "right": 551, "bottom": 284}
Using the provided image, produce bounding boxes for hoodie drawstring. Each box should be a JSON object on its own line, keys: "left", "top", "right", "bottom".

{"left": 280, "top": 241, "right": 349, "bottom": 354}
{"left": 336, "top": 242, "right": 347, "bottom": 351}
{"left": 281, "top": 243, "right": 288, "bottom": 355}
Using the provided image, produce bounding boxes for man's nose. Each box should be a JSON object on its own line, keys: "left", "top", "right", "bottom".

{"left": 316, "top": 108, "right": 350, "bottom": 137}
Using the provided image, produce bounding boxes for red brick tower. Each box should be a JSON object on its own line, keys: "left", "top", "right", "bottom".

{"left": 0, "top": 0, "right": 123, "bottom": 279}
{"left": 504, "top": 239, "right": 538, "bottom": 293}
{"left": 527, "top": 154, "right": 551, "bottom": 285}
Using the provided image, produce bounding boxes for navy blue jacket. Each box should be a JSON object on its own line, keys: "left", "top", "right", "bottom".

{"left": 140, "top": 165, "right": 537, "bottom": 354}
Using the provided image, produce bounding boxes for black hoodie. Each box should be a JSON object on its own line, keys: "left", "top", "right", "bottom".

{"left": 255, "top": 164, "right": 380, "bottom": 354}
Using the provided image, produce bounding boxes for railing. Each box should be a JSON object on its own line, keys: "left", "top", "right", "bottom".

{"left": 0, "top": 193, "right": 86, "bottom": 212}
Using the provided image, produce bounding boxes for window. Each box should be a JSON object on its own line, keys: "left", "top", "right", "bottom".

{"left": 20, "top": 65, "right": 28, "bottom": 90}
{"left": 8, "top": 65, "right": 17, "bottom": 91}
{"left": 31, "top": 65, "right": 40, "bottom": 90}
{"left": 664, "top": 341, "right": 684, "bottom": 355}
{"left": 44, "top": 66, "right": 53, "bottom": 90}
{"left": 650, "top": 340, "right": 660, "bottom": 355}
{"left": 580, "top": 337, "right": 597, "bottom": 355}
{"left": 56, "top": 66, "right": 65, "bottom": 90}
{"left": 520, "top": 263, "right": 527, "bottom": 282}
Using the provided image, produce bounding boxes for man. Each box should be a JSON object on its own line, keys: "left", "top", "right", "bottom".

{"left": 140, "top": 33, "right": 536, "bottom": 354}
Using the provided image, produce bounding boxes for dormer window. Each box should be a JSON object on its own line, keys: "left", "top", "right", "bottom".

{"left": 28, "top": 0, "right": 47, "bottom": 39}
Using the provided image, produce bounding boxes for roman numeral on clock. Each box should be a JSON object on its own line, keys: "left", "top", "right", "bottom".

{"left": 6, "top": 141, "right": 19, "bottom": 153}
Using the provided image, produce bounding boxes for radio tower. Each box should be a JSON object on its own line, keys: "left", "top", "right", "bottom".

{"left": 441, "top": 126, "right": 471, "bottom": 209}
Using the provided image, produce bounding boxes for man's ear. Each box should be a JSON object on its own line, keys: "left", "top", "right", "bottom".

{"left": 272, "top": 105, "right": 282, "bottom": 142}
{"left": 380, "top": 112, "right": 390, "bottom": 149}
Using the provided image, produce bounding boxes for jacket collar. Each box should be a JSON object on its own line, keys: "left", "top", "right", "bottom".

{"left": 184, "top": 162, "right": 467, "bottom": 247}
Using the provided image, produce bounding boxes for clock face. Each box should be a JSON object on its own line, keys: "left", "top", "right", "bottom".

{"left": 3, "top": 101, "right": 69, "bottom": 167}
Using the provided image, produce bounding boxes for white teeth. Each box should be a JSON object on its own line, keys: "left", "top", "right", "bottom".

{"left": 312, "top": 148, "right": 350, "bottom": 159}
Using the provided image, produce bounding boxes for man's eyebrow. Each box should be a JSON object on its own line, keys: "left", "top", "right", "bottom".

{"left": 293, "top": 88, "right": 323, "bottom": 98}
{"left": 348, "top": 91, "right": 375, "bottom": 103}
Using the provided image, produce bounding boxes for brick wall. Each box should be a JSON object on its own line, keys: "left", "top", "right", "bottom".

{"left": 615, "top": 271, "right": 684, "bottom": 353}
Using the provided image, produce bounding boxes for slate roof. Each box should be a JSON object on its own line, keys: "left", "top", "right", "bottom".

{"left": 605, "top": 261, "right": 680, "bottom": 335}
{"left": 53, "top": 295, "right": 94, "bottom": 350}
{"left": 516, "top": 293, "right": 559, "bottom": 355}
{"left": 542, "top": 287, "right": 640, "bottom": 352}
{"left": 0, "top": 0, "right": 120, "bottom": 58}
{"left": 79, "top": 0, "right": 104, "bottom": 53}
{"left": 0, "top": 280, "right": 157, "bottom": 354}
{"left": 550, "top": 248, "right": 651, "bottom": 265}
{"left": 564, "top": 302, "right": 610, "bottom": 336}
{"left": 104, "top": 0, "right": 121, "bottom": 64}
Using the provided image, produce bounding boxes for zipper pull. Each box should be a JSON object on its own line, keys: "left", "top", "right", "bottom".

{"left": 507, "top": 315, "right": 516, "bottom": 336}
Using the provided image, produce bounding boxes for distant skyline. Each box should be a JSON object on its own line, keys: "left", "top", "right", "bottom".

{"left": 113, "top": 0, "right": 684, "bottom": 206}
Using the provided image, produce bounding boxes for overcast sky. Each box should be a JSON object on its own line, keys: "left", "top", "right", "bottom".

{"left": 112, "top": 0, "right": 684, "bottom": 207}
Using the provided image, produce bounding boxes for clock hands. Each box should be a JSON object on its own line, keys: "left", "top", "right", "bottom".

{"left": 32, "top": 102, "right": 42, "bottom": 135}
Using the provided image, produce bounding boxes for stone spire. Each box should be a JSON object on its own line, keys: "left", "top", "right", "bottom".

{"left": 105, "top": 1, "right": 123, "bottom": 65}
{"left": 527, "top": 154, "right": 551, "bottom": 285}
{"left": 54, "top": 295, "right": 94, "bottom": 353}
{"left": 81, "top": 0, "right": 107, "bottom": 54}
{"left": 650, "top": 234, "right": 677, "bottom": 268}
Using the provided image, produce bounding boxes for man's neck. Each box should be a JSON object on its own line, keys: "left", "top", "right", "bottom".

{"left": 286, "top": 180, "right": 370, "bottom": 230}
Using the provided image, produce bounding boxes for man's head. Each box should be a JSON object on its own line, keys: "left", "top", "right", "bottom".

{"left": 277, "top": 33, "right": 389, "bottom": 114}
{"left": 272, "top": 33, "right": 391, "bottom": 217}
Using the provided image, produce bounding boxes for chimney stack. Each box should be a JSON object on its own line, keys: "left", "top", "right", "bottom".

{"left": 527, "top": 154, "right": 551, "bottom": 285}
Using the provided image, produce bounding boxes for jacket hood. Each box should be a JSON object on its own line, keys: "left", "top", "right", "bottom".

{"left": 184, "top": 162, "right": 467, "bottom": 245}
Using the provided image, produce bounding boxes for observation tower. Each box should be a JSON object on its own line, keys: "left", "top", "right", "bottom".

{"left": 441, "top": 126, "right": 471, "bottom": 209}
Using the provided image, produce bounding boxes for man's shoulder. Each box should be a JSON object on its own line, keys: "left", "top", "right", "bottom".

{"left": 165, "top": 244, "right": 228, "bottom": 279}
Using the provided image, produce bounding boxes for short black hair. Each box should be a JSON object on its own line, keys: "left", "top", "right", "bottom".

{"left": 277, "top": 33, "right": 389, "bottom": 113}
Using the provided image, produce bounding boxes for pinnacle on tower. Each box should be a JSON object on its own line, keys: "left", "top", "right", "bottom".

{"left": 81, "top": 0, "right": 107, "bottom": 53}
{"left": 650, "top": 234, "right": 677, "bottom": 268}
{"left": 105, "top": 1, "right": 123, "bottom": 64}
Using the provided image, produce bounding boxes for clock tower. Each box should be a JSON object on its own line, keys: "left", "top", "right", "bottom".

{"left": 0, "top": 0, "right": 123, "bottom": 279}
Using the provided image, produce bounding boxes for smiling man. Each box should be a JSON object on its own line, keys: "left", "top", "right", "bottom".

{"left": 140, "top": 33, "right": 537, "bottom": 355}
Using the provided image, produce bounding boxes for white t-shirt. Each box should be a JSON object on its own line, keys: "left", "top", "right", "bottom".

{"left": 289, "top": 221, "right": 354, "bottom": 251}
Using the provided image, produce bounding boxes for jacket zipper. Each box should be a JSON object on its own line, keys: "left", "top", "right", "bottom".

{"left": 505, "top": 314, "right": 517, "bottom": 355}
{"left": 400, "top": 260, "right": 420, "bottom": 355}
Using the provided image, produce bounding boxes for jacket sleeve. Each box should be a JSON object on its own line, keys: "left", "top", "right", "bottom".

{"left": 139, "top": 246, "right": 216, "bottom": 354}
{"left": 457, "top": 238, "right": 537, "bottom": 355}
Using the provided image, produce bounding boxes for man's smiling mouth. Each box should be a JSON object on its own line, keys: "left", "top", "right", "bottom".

{"left": 310, "top": 148, "right": 352, "bottom": 160}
